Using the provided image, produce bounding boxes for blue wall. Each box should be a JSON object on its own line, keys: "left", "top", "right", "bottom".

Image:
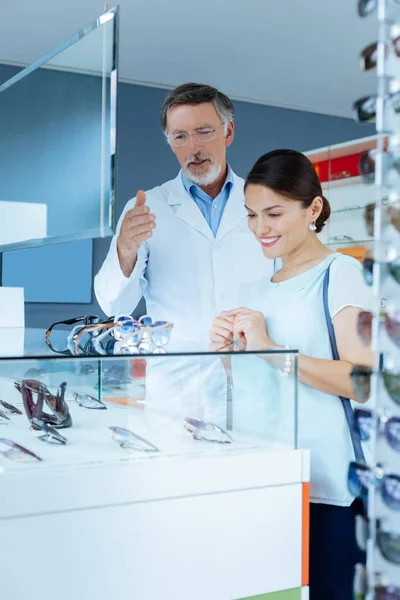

{"left": 0, "top": 64, "right": 374, "bottom": 327}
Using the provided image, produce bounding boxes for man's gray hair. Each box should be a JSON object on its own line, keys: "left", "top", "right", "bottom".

{"left": 161, "top": 82, "right": 234, "bottom": 134}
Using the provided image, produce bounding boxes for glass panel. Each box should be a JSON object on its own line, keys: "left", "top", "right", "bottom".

{"left": 0, "top": 7, "right": 118, "bottom": 251}
{"left": 0, "top": 348, "right": 298, "bottom": 475}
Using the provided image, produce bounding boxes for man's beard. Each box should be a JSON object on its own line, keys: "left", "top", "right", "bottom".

{"left": 183, "top": 153, "right": 222, "bottom": 186}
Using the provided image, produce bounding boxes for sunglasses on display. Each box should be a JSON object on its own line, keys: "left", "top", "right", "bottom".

{"left": 362, "top": 257, "right": 400, "bottom": 286}
{"left": 184, "top": 417, "right": 233, "bottom": 443}
{"left": 348, "top": 461, "right": 400, "bottom": 511}
{"left": 358, "top": 0, "right": 400, "bottom": 18}
{"left": 0, "top": 409, "right": 10, "bottom": 423}
{"left": 354, "top": 562, "right": 400, "bottom": 600}
{"left": 350, "top": 364, "right": 400, "bottom": 404}
{"left": 0, "top": 399, "right": 22, "bottom": 415}
{"left": 45, "top": 315, "right": 103, "bottom": 354}
{"left": 356, "top": 515, "right": 400, "bottom": 564}
{"left": 361, "top": 30, "right": 400, "bottom": 71}
{"left": 15, "top": 379, "right": 72, "bottom": 429}
{"left": 357, "top": 310, "right": 400, "bottom": 348}
{"left": 72, "top": 391, "right": 107, "bottom": 410}
{"left": 353, "top": 90, "right": 400, "bottom": 123}
{"left": 0, "top": 438, "right": 42, "bottom": 462}
{"left": 354, "top": 408, "right": 400, "bottom": 451}
{"left": 30, "top": 418, "right": 68, "bottom": 445}
{"left": 109, "top": 426, "right": 159, "bottom": 452}
{"left": 361, "top": 199, "right": 400, "bottom": 237}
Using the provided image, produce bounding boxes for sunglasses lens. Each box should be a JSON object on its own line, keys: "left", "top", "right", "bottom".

{"left": 385, "top": 312, "right": 400, "bottom": 348}
{"left": 377, "top": 530, "right": 400, "bottom": 564}
{"left": 362, "top": 258, "right": 374, "bottom": 285}
{"left": 389, "top": 201, "right": 400, "bottom": 233}
{"left": 357, "top": 312, "right": 372, "bottom": 346}
{"left": 355, "top": 515, "right": 369, "bottom": 552}
{"left": 351, "top": 366, "right": 372, "bottom": 400}
{"left": 354, "top": 95, "right": 377, "bottom": 122}
{"left": 358, "top": 0, "right": 377, "bottom": 17}
{"left": 382, "top": 475, "right": 400, "bottom": 511}
{"left": 385, "top": 417, "right": 400, "bottom": 452}
{"left": 348, "top": 461, "right": 371, "bottom": 497}
{"left": 139, "top": 315, "right": 153, "bottom": 327}
{"left": 389, "top": 262, "right": 400, "bottom": 284}
{"left": 383, "top": 370, "right": 400, "bottom": 405}
{"left": 359, "top": 152, "right": 375, "bottom": 183}
{"left": 354, "top": 409, "right": 374, "bottom": 441}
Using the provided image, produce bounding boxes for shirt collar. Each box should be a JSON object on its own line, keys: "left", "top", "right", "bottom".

{"left": 181, "top": 164, "right": 234, "bottom": 197}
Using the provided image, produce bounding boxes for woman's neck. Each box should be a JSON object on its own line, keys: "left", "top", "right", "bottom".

{"left": 278, "top": 235, "right": 333, "bottom": 277}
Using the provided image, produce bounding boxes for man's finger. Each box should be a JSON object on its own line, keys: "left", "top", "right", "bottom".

{"left": 127, "top": 213, "right": 155, "bottom": 228}
{"left": 134, "top": 190, "right": 147, "bottom": 208}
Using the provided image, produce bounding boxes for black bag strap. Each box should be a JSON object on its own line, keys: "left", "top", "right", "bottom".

{"left": 323, "top": 260, "right": 366, "bottom": 463}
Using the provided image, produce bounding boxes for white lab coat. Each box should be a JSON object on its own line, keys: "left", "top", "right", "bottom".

{"left": 94, "top": 170, "right": 273, "bottom": 349}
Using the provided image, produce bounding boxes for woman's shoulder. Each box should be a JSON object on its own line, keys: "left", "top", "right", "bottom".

{"left": 328, "top": 253, "right": 363, "bottom": 280}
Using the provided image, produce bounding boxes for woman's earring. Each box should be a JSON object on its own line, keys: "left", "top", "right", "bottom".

{"left": 309, "top": 222, "right": 317, "bottom": 231}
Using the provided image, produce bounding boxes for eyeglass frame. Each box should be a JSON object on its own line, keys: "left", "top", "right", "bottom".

{"left": 166, "top": 121, "right": 226, "bottom": 147}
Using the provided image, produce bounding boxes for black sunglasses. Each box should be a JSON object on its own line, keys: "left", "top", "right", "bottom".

{"left": 45, "top": 315, "right": 103, "bottom": 354}
{"left": 350, "top": 364, "right": 400, "bottom": 405}
{"left": 354, "top": 91, "right": 400, "bottom": 123}
{"left": 362, "top": 257, "right": 400, "bottom": 286}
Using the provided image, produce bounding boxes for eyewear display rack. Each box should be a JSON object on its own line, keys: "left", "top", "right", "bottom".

{"left": 357, "top": 0, "right": 400, "bottom": 597}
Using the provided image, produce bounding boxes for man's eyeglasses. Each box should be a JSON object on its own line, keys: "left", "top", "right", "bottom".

{"left": 167, "top": 122, "right": 225, "bottom": 147}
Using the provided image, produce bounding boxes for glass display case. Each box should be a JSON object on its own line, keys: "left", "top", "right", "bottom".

{"left": 0, "top": 329, "right": 308, "bottom": 600}
{"left": 0, "top": 328, "right": 299, "bottom": 476}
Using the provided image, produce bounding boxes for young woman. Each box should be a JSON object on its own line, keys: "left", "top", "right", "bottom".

{"left": 210, "top": 149, "right": 374, "bottom": 600}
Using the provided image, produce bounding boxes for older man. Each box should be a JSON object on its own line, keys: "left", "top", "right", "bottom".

{"left": 95, "top": 82, "right": 271, "bottom": 348}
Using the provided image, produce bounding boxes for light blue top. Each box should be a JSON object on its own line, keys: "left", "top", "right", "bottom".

{"left": 181, "top": 165, "right": 234, "bottom": 236}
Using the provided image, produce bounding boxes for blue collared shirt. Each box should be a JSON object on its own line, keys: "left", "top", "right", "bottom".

{"left": 181, "top": 165, "right": 234, "bottom": 236}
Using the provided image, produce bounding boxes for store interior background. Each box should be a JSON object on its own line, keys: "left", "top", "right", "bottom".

{"left": 0, "top": 0, "right": 377, "bottom": 328}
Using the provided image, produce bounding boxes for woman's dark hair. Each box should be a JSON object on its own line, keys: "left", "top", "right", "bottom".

{"left": 245, "top": 149, "right": 331, "bottom": 233}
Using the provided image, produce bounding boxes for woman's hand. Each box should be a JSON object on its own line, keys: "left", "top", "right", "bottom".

{"left": 209, "top": 313, "right": 236, "bottom": 352}
{"left": 225, "top": 307, "right": 275, "bottom": 351}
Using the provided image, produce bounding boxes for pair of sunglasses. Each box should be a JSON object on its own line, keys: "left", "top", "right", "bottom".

{"left": 354, "top": 408, "right": 400, "bottom": 451}
{"left": 358, "top": 0, "right": 400, "bottom": 17}
{"left": 361, "top": 32, "right": 400, "bottom": 71}
{"left": 354, "top": 562, "right": 400, "bottom": 600}
{"left": 354, "top": 91, "right": 400, "bottom": 123}
{"left": 30, "top": 418, "right": 67, "bottom": 445}
{"left": 72, "top": 391, "right": 107, "bottom": 410}
{"left": 357, "top": 310, "right": 400, "bottom": 348}
{"left": 15, "top": 379, "right": 72, "bottom": 429}
{"left": 0, "top": 438, "right": 42, "bottom": 462}
{"left": 46, "top": 315, "right": 104, "bottom": 354}
{"left": 363, "top": 257, "right": 400, "bottom": 286}
{"left": 348, "top": 461, "right": 400, "bottom": 511}
{"left": 356, "top": 515, "right": 400, "bottom": 564}
{"left": 350, "top": 365, "right": 400, "bottom": 404}
{"left": 109, "top": 426, "right": 159, "bottom": 452}
{"left": 0, "top": 399, "right": 22, "bottom": 415}
{"left": 360, "top": 198, "right": 400, "bottom": 237}
{"left": 184, "top": 417, "right": 233, "bottom": 444}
